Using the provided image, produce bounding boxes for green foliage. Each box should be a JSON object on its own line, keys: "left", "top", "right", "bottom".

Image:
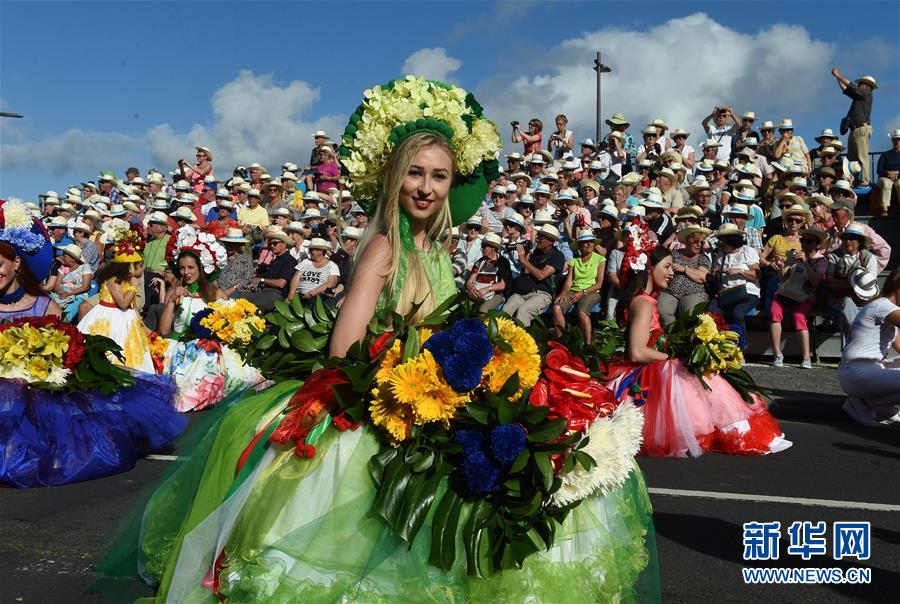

{"left": 69, "top": 335, "right": 135, "bottom": 395}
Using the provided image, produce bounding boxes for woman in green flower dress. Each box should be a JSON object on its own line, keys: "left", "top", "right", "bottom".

{"left": 96, "top": 78, "right": 659, "bottom": 604}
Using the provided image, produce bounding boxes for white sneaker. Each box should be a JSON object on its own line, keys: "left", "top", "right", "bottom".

{"left": 772, "top": 355, "right": 784, "bottom": 367}
{"left": 800, "top": 359, "right": 812, "bottom": 369}
{"left": 878, "top": 411, "right": 900, "bottom": 427}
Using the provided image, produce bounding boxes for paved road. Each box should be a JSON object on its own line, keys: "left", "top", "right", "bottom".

{"left": 1, "top": 365, "right": 898, "bottom": 603}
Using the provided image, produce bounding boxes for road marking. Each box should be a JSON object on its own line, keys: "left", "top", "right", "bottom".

{"left": 648, "top": 487, "right": 900, "bottom": 512}
{"left": 146, "top": 454, "right": 179, "bottom": 461}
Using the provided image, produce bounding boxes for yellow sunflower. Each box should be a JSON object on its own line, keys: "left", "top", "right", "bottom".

{"left": 375, "top": 339, "right": 403, "bottom": 385}
{"left": 482, "top": 317, "right": 541, "bottom": 395}
{"left": 370, "top": 385, "right": 413, "bottom": 445}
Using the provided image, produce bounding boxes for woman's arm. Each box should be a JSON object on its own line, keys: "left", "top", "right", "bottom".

{"left": 304, "top": 275, "right": 339, "bottom": 300}
{"left": 627, "top": 297, "right": 669, "bottom": 362}
{"left": 584, "top": 260, "right": 605, "bottom": 294}
{"left": 683, "top": 264, "right": 709, "bottom": 284}
{"left": 67, "top": 272, "right": 93, "bottom": 296}
{"left": 556, "top": 266, "right": 574, "bottom": 303}
{"left": 286, "top": 272, "right": 301, "bottom": 300}
{"left": 157, "top": 286, "right": 183, "bottom": 336}
{"left": 328, "top": 235, "right": 391, "bottom": 358}
{"left": 45, "top": 299, "right": 62, "bottom": 317}
{"left": 684, "top": 151, "right": 695, "bottom": 168}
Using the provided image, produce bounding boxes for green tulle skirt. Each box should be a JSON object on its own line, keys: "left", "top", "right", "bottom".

{"left": 96, "top": 382, "right": 660, "bottom": 603}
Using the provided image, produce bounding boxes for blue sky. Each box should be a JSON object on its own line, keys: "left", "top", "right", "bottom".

{"left": 2, "top": 1, "right": 898, "bottom": 198}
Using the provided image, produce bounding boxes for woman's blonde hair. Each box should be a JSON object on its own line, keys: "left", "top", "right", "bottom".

{"left": 354, "top": 132, "right": 455, "bottom": 324}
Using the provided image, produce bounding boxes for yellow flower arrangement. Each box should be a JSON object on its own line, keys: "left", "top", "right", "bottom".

{"left": 481, "top": 317, "right": 541, "bottom": 397}
{"left": 0, "top": 323, "right": 72, "bottom": 385}
{"left": 199, "top": 299, "right": 266, "bottom": 346}
{"left": 692, "top": 314, "right": 718, "bottom": 343}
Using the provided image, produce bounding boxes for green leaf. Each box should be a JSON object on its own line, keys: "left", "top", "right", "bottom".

{"left": 291, "top": 329, "right": 318, "bottom": 353}
{"left": 497, "top": 372, "right": 520, "bottom": 399}
{"left": 277, "top": 328, "right": 290, "bottom": 349}
{"left": 290, "top": 293, "right": 305, "bottom": 316}
{"left": 524, "top": 405, "right": 550, "bottom": 423}
{"left": 526, "top": 418, "right": 567, "bottom": 443}
{"left": 465, "top": 403, "right": 491, "bottom": 425}
{"left": 429, "top": 489, "right": 464, "bottom": 570}
{"left": 534, "top": 453, "right": 554, "bottom": 491}
{"left": 255, "top": 334, "right": 277, "bottom": 351}
{"left": 402, "top": 326, "right": 420, "bottom": 362}
{"left": 573, "top": 450, "right": 597, "bottom": 471}
{"left": 397, "top": 459, "right": 448, "bottom": 544}
{"left": 508, "top": 450, "right": 529, "bottom": 474}
{"left": 273, "top": 299, "right": 293, "bottom": 319}
{"left": 497, "top": 397, "right": 518, "bottom": 424}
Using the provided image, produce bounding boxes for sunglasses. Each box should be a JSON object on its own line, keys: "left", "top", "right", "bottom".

{"left": 786, "top": 217, "right": 805, "bottom": 224}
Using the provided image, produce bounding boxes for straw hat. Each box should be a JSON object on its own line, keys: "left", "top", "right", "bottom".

{"left": 505, "top": 152, "right": 524, "bottom": 161}
{"left": 758, "top": 120, "right": 776, "bottom": 131}
{"left": 147, "top": 211, "right": 169, "bottom": 225}
{"left": 169, "top": 207, "right": 196, "bottom": 222}
{"left": 55, "top": 243, "right": 84, "bottom": 263}
{"left": 269, "top": 207, "right": 291, "bottom": 218}
{"left": 781, "top": 204, "right": 812, "bottom": 221}
{"left": 741, "top": 111, "right": 756, "bottom": 121}
{"left": 694, "top": 160, "right": 715, "bottom": 173}
{"left": 687, "top": 176, "right": 711, "bottom": 193}
{"left": 799, "top": 227, "right": 829, "bottom": 245}
{"left": 815, "top": 128, "right": 838, "bottom": 144}
{"left": 674, "top": 206, "right": 703, "bottom": 221}
{"left": 45, "top": 216, "right": 68, "bottom": 229}
{"left": 575, "top": 229, "right": 601, "bottom": 244}
{"left": 532, "top": 209, "right": 554, "bottom": 226}
{"left": 481, "top": 232, "right": 503, "bottom": 249}
{"left": 265, "top": 227, "right": 293, "bottom": 245}
{"left": 841, "top": 222, "right": 871, "bottom": 246}
{"left": 72, "top": 221, "right": 93, "bottom": 234}
{"left": 724, "top": 203, "right": 751, "bottom": 218}
{"left": 650, "top": 118, "right": 669, "bottom": 131}
{"left": 300, "top": 208, "right": 323, "bottom": 221}
{"left": 217, "top": 199, "right": 235, "bottom": 210}
{"left": 778, "top": 119, "right": 794, "bottom": 130}
{"left": 731, "top": 187, "right": 757, "bottom": 203}
{"left": 218, "top": 228, "right": 249, "bottom": 244}
{"left": 341, "top": 226, "right": 362, "bottom": 240}
{"left": 195, "top": 146, "right": 213, "bottom": 160}
{"left": 808, "top": 195, "right": 833, "bottom": 207}
{"left": 655, "top": 167, "right": 677, "bottom": 183}
{"left": 670, "top": 128, "right": 690, "bottom": 138}
{"left": 465, "top": 216, "right": 488, "bottom": 233}
{"left": 308, "top": 237, "right": 332, "bottom": 251}
{"left": 714, "top": 223, "right": 744, "bottom": 239}
{"left": 700, "top": 139, "right": 722, "bottom": 150}
{"left": 855, "top": 75, "right": 878, "bottom": 89}
{"left": 677, "top": 225, "right": 712, "bottom": 242}
{"left": 641, "top": 126, "right": 658, "bottom": 136}
{"left": 502, "top": 212, "right": 526, "bottom": 230}
{"left": 536, "top": 224, "right": 561, "bottom": 241}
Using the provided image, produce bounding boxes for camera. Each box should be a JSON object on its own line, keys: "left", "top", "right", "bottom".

{"left": 511, "top": 121, "right": 520, "bottom": 128}
{"left": 505, "top": 239, "right": 530, "bottom": 256}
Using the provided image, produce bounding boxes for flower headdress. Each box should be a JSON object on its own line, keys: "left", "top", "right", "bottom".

{"left": 109, "top": 223, "right": 146, "bottom": 263}
{"left": 0, "top": 198, "right": 53, "bottom": 280}
{"left": 339, "top": 76, "right": 502, "bottom": 225}
{"left": 165, "top": 225, "right": 228, "bottom": 278}
{"left": 620, "top": 217, "right": 658, "bottom": 275}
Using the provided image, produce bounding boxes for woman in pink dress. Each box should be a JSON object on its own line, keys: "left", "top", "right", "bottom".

{"left": 180, "top": 146, "right": 215, "bottom": 193}
{"left": 603, "top": 228, "right": 791, "bottom": 458}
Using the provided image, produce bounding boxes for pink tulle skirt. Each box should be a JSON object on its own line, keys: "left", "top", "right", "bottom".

{"left": 606, "top": 359, "right": 792, "bottom": 458}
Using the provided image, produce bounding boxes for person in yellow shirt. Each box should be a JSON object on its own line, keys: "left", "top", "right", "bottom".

{"left": 237, "top": 189, "right": 270, "bottom": 229}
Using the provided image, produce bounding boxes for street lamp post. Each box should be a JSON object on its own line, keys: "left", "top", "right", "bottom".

{"left": 593, "top": 52, "right": 611, "bottom": 143}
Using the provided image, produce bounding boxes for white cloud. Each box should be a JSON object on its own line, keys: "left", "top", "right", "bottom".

{"left": 475, "top": 13, "right": 835, "bottom": 154}
{"left": 401, "top": 48, "right": 462, "bottom": 82}
{"left": 1, "top": 70, "right": 345, "bottom": 183}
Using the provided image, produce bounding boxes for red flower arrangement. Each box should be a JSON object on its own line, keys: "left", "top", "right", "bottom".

{"left": 707, "top": 311, "right": 730, "bottom": 332}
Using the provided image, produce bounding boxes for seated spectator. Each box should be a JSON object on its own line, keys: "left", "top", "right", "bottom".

{"left": 478, "top": 186, "right": 513, "bottom": 233}
{"left": 330, "top": 226, "right": 361, "bottom": 290}
{"left": 461, "top": 216, "right": 486, "bottom": 270}
{"left": 761, "top": 204, "right": 807, "bottom": 271}
{"left": 826, "top": 198, "right": 891, "bottom": 272}
{"left": 709, "top": 223, "right": 761, "bottom": 345}
{"left": 655, "top": 167, "right": 684, "bottom": 210}
{"left": 552, "top": 230, "right": 605, "bottom": 345}
{"left": 286, "top": 221, "right": 310, "bottom": 261}
{"left": 237, "top": 189, "right": 269, "bottom": 246}
{"left": 658, "top": 226, "right": 712, "bottom": 325}
{"left": 504, "top": 224, "right": 565, "bottom": 327}
{"left": 465, "top": 232, "right": 511, "bottom": 315}
{"left": 269, "top": 207, "right": 291, "bottom": 229}
{"left": 808, "top": 194, "right": 834, "bottom": 230}
{"left": 235, "top": 227, "right": 296, "bottom": 312}
{"left": 874, "top": 129, "right": 900, "bottom": 216}
{"left": 763, "top": 193, "right": 801, "bottom": 239}
{"left": 559, "top": 190, "right": 591, "bottom": 244}
{"left": 720, "top": 203, "right": 763, "bottom": 251}
{"left": 207, "top": 198, "right": 238, "bottom": 239}
{"left": 72, "top": 220, "right": 100, "bottom": 272}
{"left": 305, "top": 147, "right": 341, "bottom": 193}
{"left": 440, "top": 228, "right": 465, "bottom": 290}
{"left": 49, "top": 244, "right": 93, "bottom": 323}
{"left": 773, "top": 119, "right": 812, "bottom": 173}
{"left": 594, "top": 204, "right": 620, "bottom": 254}
{"left": 769, "top": 227, "right": 829, "bottom": 368}
{"left": 500, "top": 212, "right": 528, "bottom": 278}
{"left": 640, "top": 195, "right": 675, "bottom": 248}
{"left": 216, "top": 229, "right": 255, "bottom": 298}
{"left": 825, "top": 222, "right": 880, "bottom": 346}
{"left": 604, "top": 229, "right": 625, "bottom": 321}
{"left": 838, "top": 267, "right": 900, "bottom": 427}
{"left": 288, "top": 238, "right": 340, "bottom": 306}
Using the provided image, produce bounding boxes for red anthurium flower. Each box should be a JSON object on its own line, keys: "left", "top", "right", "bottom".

{"left": 269, "top": 368, "right": 348, "bottom": 448}
{"left": 368, "top": 331, "right": 395, "bottom": 360}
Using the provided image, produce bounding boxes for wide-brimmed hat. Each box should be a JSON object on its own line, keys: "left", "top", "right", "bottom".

{"left": 714, "top": 223, "right": 744, "bottom": 239}
{"left": 170, "top": 207, "right": 196, "bottom": 222}
{"left": 759, "top": 120, "right": 776, "bottom": 131}
{"left": 741, "top": 111, "right": 756, "bottom": 121}
{"left": 700, "top": 139, "right": 722, "bottom": 150}
{"left": 308, "top": 237, "right": 332, "bottom": 251}
{"left": 195, "top": 146, "right": 213, "bottom": 160}
{"left": 575, "top": 229, "right": 601, "bottom": 244}
{"left": 778, "top": 118, "right": 794, "bottom": 130}
{"left": 781, "top": 204, "right": 811, "bottom": 221}
{"left": 737, "top": 147, "right": 758, "bottom": 159}
{"left": 300, "top": 208, "right": 323, "bottom": 221}
{"left": 605, "top": 113, "right": 630, "bottom": 128}
{"left": 787, "top": 176, "right": 809, "bottom": 190}
{"left": 620, "top": 172, "right": 642, "bottom": 185}
{"left": 532, "top": 209, "right": 554, "bottom": 226}
{"left": 265, "top": 227, "right": 293, "bottom": 245}
{"left": 536, "top": 224, "right": 561, "bottom": 241}
{"left": 45, "top": 216, "right": 69, "bottom": 229}
{"left": 481, "top": 232, "right": 503, "bottom": 249}
{"left": 841, "top": 222, "right": 871, "bottom": 245}
{"left": 808, "top": 194, "right": 834, "bottom": 208}
{"left": 670, "top": 128, "right": 690, "bottom": 138}
{"left": 849, "top": 267, "right": 879, "bottom": 302}
{"left": 736, "top": 163, "right": 762, "bottom": 178}
{"left": 72, "top": 221, "right": 93, "bottom": 234}
{"left": 218, "top": 228, "right": 249, "bottom": 244}
{"left": 677, "top": 225, "right": 712, "bottom": 242}
{"left": 655, "top": 167, "right": 677, "bottom": 183}
{"left": 526, "top": 152, "right": 546, "bottom": 165}
{"left": 641, "top": 126, "right": 658, "bottom": 136}
{"left": 743, "top": 136, "right": 759, "bottom": 147}
{"left": 106, "top": 204, "right": 126, "bottom": 217}
{"left": 830, "top": 198, "right": 856, "bottom": 215}
{"left": 674, "top": 206, "right": 703, "bottom": 222}
{"left": 799, "top": 227, "right": 829, "bottom": 245}
{"left": 650, "top": 118, "right": 669, "bottom": 131}
{"left": 216, "top": 199, "right": 235, "bottom": 210}
{"left": 687, "top": 176, "right": 711, "bottom": 193}
{"left": 516, "top": 194, "right": 535, "bottom": 207}
{"left": 465, "top": 216, "right": 488, "bottom": 233}
{"left": 818, "top": 145, "right": 838, "bottom": 157}
{"left": 815, "top": 128, "right": 838, "bottom": 144}
{"left": 608, "top": 130, "right": 624, "bottom": 142}
{"left": 82, "top": 209, "right": 102, "bottom": 221}
{"left": 532, "top": 184, "right": 551, "bottom": 197}
{"left": 724, "top": 203, "right": 751, "bottom": 218}
{"left": 55, "top": 243, "right": 84, "bottom": 263}
{"left": 580, "top": 138, "right": 596, "bottom": 149}
{"left": 855, "top": 75, "right": 878, "bottom": 89}
{"left": 147, "top": 211, "right": 169, "bottom": 225}
{"left": 598, "top": 204, "right": 620, "bottom": 221}
{"left": 891, "top": 129, "right": 900, "bottom": 140}
{"left": 502, "top": 212, "right": 526, "bottom": 230}
{"left": 284, "top": 221, "right": 306, "bottom": 234}
{"left": 505, "top": 152, "right": 524, "bottom": 161}
{"left": 694, "top": 160, "right": 715, "bottom": 173}
{"left": 340, "top": 226, "right": 362, "bottom": 240}
{"left": 449, "top": 227, "right": 461, "bottom": 239}
{"left": 269, "top": 207, "right": 291, "bottom": 218}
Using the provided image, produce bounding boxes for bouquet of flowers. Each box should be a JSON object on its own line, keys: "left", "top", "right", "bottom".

{"left": 0, "top": 316, "right": 134, "bottom": 393}
{"left": 268, "top": 298, "right": 643, "bottom": 577}
{"left": 188, "top": 299, "right": 266, "bottom": 350}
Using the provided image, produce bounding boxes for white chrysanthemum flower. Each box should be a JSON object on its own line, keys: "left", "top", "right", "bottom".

{"left": 551, "top": 403, "right": 644, "bottom": 506}
{"left": 2, "top": 198, "right": 31, "bottom": 229}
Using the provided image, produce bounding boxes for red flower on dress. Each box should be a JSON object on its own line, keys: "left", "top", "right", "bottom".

{"left": 0, "top": 315, "right": 86, "bottom": 370}
{"left": 368, "top": 331, "right": 395, "bottom": 360}
{"left": 269, "top": 368, "right": 349, "bottom": 453}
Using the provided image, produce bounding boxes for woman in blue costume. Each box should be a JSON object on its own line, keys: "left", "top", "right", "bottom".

{"left": 0, "top": 199, "right": 186, "bottom": 488}
{"left": 96, "top": 80, "right": 659, "bottom": 603}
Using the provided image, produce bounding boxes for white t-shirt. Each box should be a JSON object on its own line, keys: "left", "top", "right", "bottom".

{"left": 294, "top": 259, "right": 339, "bottom": 295}
{"left": 718, "top": 245, "right": 761, "bottom": 297}
{"left": 841, "top": 298, "right": 900, "bottom": 364}
{"left": 705, "top": 123, "right": 735, "bottom": 161}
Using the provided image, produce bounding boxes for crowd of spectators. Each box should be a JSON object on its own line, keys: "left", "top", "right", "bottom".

{"left": 11, "top": 69, "right": 898, "bottom": 369}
